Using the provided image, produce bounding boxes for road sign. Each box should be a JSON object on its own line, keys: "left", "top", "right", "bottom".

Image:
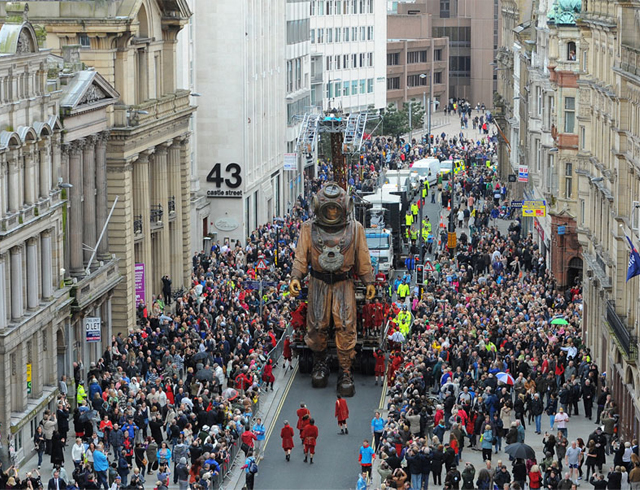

{"left": 424, "top": 260, "right": 435, "bottom": 272}
{"left": 558, "top": 225, "right": 566, "bottom": 235}
{"left": 256, "top": 258, "right": 268, "bottom": 270}
{"left": 510, "top": 200, "right": 523, "bottom": 208}
{"left": 522, "top": 200, "right": 547, "bottom": 217}
{"left": 518, "top": 165, "right": 529, "bottom": 182}
{"left": 84, "top": 317, "right": 101, "bottom": 343}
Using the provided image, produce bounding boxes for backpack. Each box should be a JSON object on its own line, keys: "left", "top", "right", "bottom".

{"left": 249, "top": 458, "right": 259, "bottom": 474}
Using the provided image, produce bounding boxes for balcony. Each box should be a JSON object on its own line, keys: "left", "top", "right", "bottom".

{"left": 311, "top": 72, "right": 323, "bottom": 85}
{"left": 150, "top": 205, "right": 164, "bottom": 227}
{"left": 133, "top": 215, "right": 143, "bottom": 235}
{"left": 112, "top": 90, "right": 194, "bottom": 129}
{"left": 0, "top": 192, "right": 64, "bottom": 236}
{"left": 606, "top": 301, "right": 638, "bottom": 363}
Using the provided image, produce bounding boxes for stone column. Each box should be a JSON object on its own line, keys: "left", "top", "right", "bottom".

{"left": 41, "top": 230, "right": 53, "bottom": 300}
{"left": 83, "top": 136, "right": 97, "bottom": 265}
{"left": 10, "top": 246, "right": 23, "bottom": 320}
{"left": 39, "top": 139, "right": 50, "bottom": 199}
{"left": 133, "top": 151, "right": 153, "bottom": 305}
{"left": 154, "top": 144, "right": 170, "bottom": 283}
{"left": 24, "top": 146, "right": 36, "bottom": 206}
{"left": 0, "top": 254, "right": 6, "bottom": 329}
{"left": 95, "top": 131, "right": 110, "bottom": 258}
{"left": 26, "top": 238, "right": 38, "bottom": 310}
{"left": 168, "top": 141, "right": 183, "bottom": 285}
{"left": 0, "top": 155, "right": 5, "bottom": 219}
{"left": 68, "top": 140, "right": 84, "bottom": 275}
{"left": 52, "top": 134, "right": 62, "bottom": 187}
{"left": 8, "top": 153, "right": 20, "bottom": 212}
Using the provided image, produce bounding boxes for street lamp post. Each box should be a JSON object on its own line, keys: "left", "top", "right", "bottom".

{"left": 419, "top": 73, "right": 433, "bottom": 151}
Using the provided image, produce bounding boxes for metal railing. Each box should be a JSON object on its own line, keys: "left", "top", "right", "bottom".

{"left": 133, "top": 215, "right": 143, "bottom": 234}
{"left": 168, "top": 196, "right": 176, "bottom": 214}
{"left": 607, "top": 301, "right": 638, "bottom": 361}
{"left": 150, "top": 204, "right": 163, "bottom": 223}
{"left": 218, "top": 325, "right": 292, "bottom": 489}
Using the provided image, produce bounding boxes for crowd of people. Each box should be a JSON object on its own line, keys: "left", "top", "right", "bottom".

{"left": 1, "top": 102, "right": 628, "bottom": 490}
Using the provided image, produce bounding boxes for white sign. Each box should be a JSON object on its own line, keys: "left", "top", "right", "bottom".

{"left": 518, "top": 165, "right": 529, "bottom": 182}
{"left": 84, "top": 317, "right": 101, "bottom": 343}
{"left": 284, "top": 153, "right": 297, "bottom": 171}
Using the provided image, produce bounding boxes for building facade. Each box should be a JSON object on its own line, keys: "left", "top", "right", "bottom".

{"left": 386, "top": 7, "right": 449, "bottom": 110}
{"left": 286, "top": 0, "right": 312, "bottom": 208}
{"left": 195, "top": 0, "right": 286, "bottom": 242}
{"left": 19, "top": 0, "right": 196, "bottom": 332}
{"left": 310, "top": 0, "right": 387, "bottom": 112}
{"left": 577, "top": 0, "right": 640, "bottom": 440}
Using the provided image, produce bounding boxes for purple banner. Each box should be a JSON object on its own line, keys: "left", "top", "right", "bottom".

{"left": 135, "top": 263, "right": 146, "bottom": 306}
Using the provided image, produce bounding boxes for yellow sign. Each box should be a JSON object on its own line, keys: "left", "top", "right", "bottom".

{"left": 522, "top": 200, "right": 547, "bottom": 217}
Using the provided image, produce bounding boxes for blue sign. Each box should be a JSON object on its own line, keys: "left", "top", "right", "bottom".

{"left": 558, "top": 225, "right": 566, "bottom": 235}
{"left": 510, "top": 200, "right": 523, "bottom": 208}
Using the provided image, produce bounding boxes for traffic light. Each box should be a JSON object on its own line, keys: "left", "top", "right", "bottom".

{"left": 416, "top": 264, "right": 424, "bottom": 284}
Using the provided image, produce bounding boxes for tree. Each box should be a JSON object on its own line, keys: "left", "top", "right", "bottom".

{"left": 381, "top": 101, "right": 425, "bottom": 141}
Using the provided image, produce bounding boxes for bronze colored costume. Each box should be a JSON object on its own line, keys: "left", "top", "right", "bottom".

{"left": 290, "top": 183, "right": 374, "bottom": 395}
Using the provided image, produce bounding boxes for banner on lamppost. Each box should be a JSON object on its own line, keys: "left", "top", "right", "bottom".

{"left": 135, "top": 263, "right": 146, "bottom": 306}
{"left": 26, "top": 363, "right": 32, "bottom": 394}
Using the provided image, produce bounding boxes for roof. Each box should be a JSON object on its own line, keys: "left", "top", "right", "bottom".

{"left": 60, "top": 70, "right": 120, "bottom": 114}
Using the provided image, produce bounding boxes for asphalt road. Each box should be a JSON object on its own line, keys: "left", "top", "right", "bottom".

{"left": 253, "top": 371, "right": 383, "bottom": 490}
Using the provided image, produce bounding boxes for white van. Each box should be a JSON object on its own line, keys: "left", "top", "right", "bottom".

{"left": 411, "top": 158, "right": 441, "bottom": 185}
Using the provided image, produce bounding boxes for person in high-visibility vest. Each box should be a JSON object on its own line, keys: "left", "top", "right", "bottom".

{"left": 421, "top": 184, "right": 427, "bottom": 200}
{"left": 397, "top": 278, "right": 410, "bottom": 301}
{"left": 396, "top": 307, "right": 411, "bottom": 337}
{"left": 405, "top": 211, "right": 414, "bottom": 239}
{"left": 76, "top": 380, "right": 87, "bottom": 404}
{"left": 409, "top": 227, "right": 418, "bottom": 242}
{"left": 411, "top": 202, "right": 418, "bottom": 221}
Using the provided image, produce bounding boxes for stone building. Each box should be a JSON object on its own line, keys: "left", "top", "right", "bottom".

{"left": 15, "top": 0, "right": 196, "bottom": 331}
{"left": 577, "top": 0, "right": 640, "bottom": 439}
{"left": 0, "top": 5, "right": 67, "bottom": 464}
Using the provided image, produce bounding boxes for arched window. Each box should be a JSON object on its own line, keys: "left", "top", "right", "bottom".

{"left": 567, "top": 42, "right": 577, "bottom": 61}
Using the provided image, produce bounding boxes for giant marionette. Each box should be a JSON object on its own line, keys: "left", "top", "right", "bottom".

{"left": 289, "top": 182, "right": 375, "bottom": 396}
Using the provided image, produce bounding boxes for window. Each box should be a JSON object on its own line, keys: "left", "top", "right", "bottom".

{"left": 367, "top": 78, "right": 373, "bottom": 93}
{"left": 565, "top": 162, "right": 573, "bottom": 198}
{"left": 79, "top": 34, "right": 91, "bottom": 48}
{"left": 360, "top": 79, "right": 366, "bottom": 94}
{"left": 407, "top": 51, "right": 427, "bottom": 63}
{"left": 360, "top": 0, "right": 364, "bottom": 13}
{"left": 367, "top": 52, "right": 373, "bottom": 67}
{"left": 407, "top": 74, "right": 427, "bottom": 87}
{"left": 360, "top": 53, "right": 365, "bottom": 67}
{"left": 387, "top": 53, "right": 400, "bottom": 65}
{"left": 318, "top": 0, "right": 325, "bottom": 14}
{"left": 352, "top": 53, "right": 357, "bottom": 67}
{"left": 580, "top": 126, "right": 586, "bottom": 150}
{"left": 367, "top": 26, "right": 374, "bottom": 40}
{"left": 450, "top": 56, "right": 471, "bottom": 75}
{"left": 387, "top": 77, "right": 400, "bottom": 90}
{"left": 434, "top": 49, "right": 442, "bottom": 61}
{"left": 369, "top": 0, "right": 374, "bottom": 12}
{"left": 580, "top": 199, "right": 585, "bottom": 225}
{"left": 351, "top": 80, "right": 358, "bottom": 94}
{"left": 434, "top": 71, "right": 442, "bottom": 84}
{"left": 433, "top": 27, "right": 471, "bottom": 47}
{"left": 535, "top": 139, "right": 541, "bottom": 172}
{"left": 536, "top": 87, "right": 542, "bottom": 116}
{"left": 344, "top": 27, "right": 349, "bottom": 42}
{"left": 567, "top": 41, "right": 577, "bottom": 61}
{"left": 334, "top": 81, "right": 342, "bottom": 97}
{"left": 336, "top": 55, "right": 341, "bottom": 70}
{"left": 440, "top": 0, "right": 450, "bottom": 17}
{"left": 328, "top": 28, "right": 333, "bottom": 43}
{"left": 311, "top": 29, "right": 315, "bottom": 43}
{"left": 352, "top": 27, "right": 357, "bottom": 41}
{"left": 335, "top": 28, "right": 341, "bottom": 42}
{"left": 311, "top": 0, "right": 316, "bottom": 15}
{"left": 343, "top": 82, "right": 350, "bottom": 96}
{"left": 287, "top": 60, "right": 293, "bottom": 92}
{"left": 564, "top": 97, "right": 576, "bottom": 133}
{"left": 336, "top": 0, "right": 342, "bottom": 14}
{"left": 582, "top": 50, "right": 588, "bottom": 71}
{"left": 295, "top": 59, "right": 302, "bottom": 89}
{"left": 361, "top": 26, "right": 366, "bottom": 40}
{"left": 328, "top": 0, "right": 334, "bottom": 14}
{"left": 317, "top": 28, "right": 324, "bottom": 43}
{"left": 344, "top": 54, "right": 349, "bottom": 69}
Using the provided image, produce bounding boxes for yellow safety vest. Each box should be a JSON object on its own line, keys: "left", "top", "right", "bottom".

{"left": 398, "top": 283, "right": 410, "bottom": 298}
{"left": 405, "top": 214, "right": 414, "bottom": 226}
{"left": 410, "top": 229, "right": 418, "bottom": 240}
{"left": 422, "top": 187, "right": 427, "bottom": 198}
{"left": 397, "top": 312, "right": 411, "bottom": 336}
{"left": 411, "top": 203, "right": 418, "bottom": 216}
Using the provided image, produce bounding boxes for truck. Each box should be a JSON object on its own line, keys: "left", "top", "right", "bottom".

{"left": 365, "top": 227, "right": 394, "bottom": 274}
{"left": 363, "top": 192, "right": 405, "bottom": 268}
